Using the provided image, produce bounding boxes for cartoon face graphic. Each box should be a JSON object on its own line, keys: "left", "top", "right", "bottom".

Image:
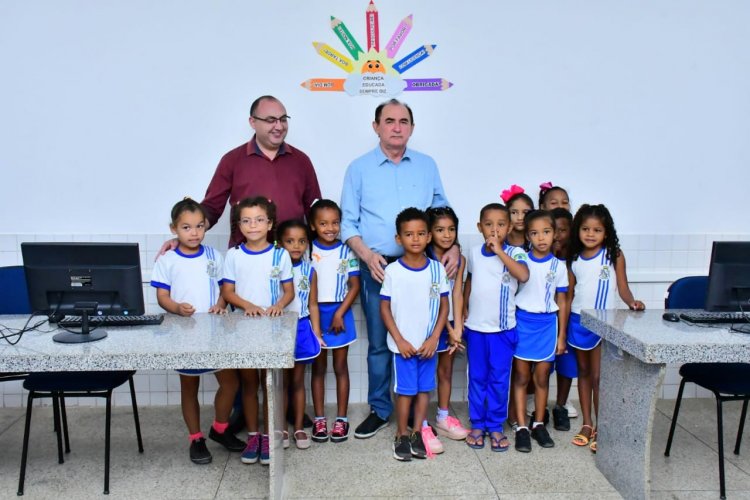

{"left": 362, "top": 59, "right": 385, "bottom": 74}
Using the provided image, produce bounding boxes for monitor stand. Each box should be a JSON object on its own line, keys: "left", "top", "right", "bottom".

{"left": 53, "top": 302, "right": 108, "bottom": 344}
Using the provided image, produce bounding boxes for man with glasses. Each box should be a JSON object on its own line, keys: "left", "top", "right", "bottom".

{"left": 341, "top": 99, "right": 458, "bottom": 439}
{"left": 201, "top": 95, "right": 321, "bottom": 247}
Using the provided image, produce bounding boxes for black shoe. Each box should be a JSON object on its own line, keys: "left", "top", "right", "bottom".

{"left": 208, "top": 427, "right": 246, "bottom": 452}
{"left": 226, "top": 408, "right": 245, "bottom": 435}
{"left": 409, "top": 431, "right": 427, "bottom": 459}
{"left": 354, "top": 411, "right": 389, "bottom": 439}
{"left": 189, "top": 438, "right": 212, "bottom": 464}
{"left": 526, "top": 408, "right": 551, "bottom": 427}
{"left": 531, "top": 424, "right": 555, "bottom": 448}
{"left": 515, "top": 428, "right": 532, "bottom": 453}
{"left": 552, "top": 405, "right": 570, "bottom": 431}
{"left": 393, "top": 435, "right": 411, "bottom": 461}
{"left": 303, "top": 413, "right": 313, "bottom": 428}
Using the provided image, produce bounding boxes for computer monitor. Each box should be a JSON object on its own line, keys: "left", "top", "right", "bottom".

{"left": 705, "top": 241, "right": 750, "bottom": 312}
{"left": 21, "top": 242, "right": 145, "bottom": 344}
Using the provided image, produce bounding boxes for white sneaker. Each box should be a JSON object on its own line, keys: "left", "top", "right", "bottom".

{"left": 564, "top": 401, "right": 579, "bottom": 418}
{"left": 421, "top": 425, "right": 444, "bottom": 455}
{"left": 526, "top": 394, "right": 535, "bottom": 417}
{"left": 435, "top": 415, "right": 469, "bottom": 440}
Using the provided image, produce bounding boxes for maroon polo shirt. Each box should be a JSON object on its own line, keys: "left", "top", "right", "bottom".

{"left": 201, "top": 136, "right": 321, "bottom": 247}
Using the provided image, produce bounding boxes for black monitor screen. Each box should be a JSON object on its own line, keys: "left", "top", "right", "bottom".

{"left": 21, "top": 242, "right": 145, "bottom": 319}
{"left": 705, "top": 241, "right": 750, "bottom": 312}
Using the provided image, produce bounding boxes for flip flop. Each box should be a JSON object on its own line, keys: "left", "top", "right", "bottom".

{"left": 466, "top": 429, "right": 485, "bottom": 449}
{"left": 489, "top": 432, "right": 510, "bottom": 452}
{"left": 590, "top": 439, "right": 597, "bottom": 453}
{"left": 572, "top": 424, "right": 594, "bottom": 446}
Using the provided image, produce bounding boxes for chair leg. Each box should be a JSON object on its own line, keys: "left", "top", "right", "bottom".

{"left": 52, "top": 393, "right": 64, "bottom": 464}
{"left": 128, "top": 376, "right": 144, "bottom": 453}
{"left": 17, "top": 391, "right": 35, "bottom": 496}
{"left": 735, "top": 398, "right": 748, "bottom": 455}
{"left": 60, "top": 396, "right": 71, "bottom": 453}
{"left": 717, "top": 396, "right": 727, "bottom": 500}
{"left": 104, "top": 391, "right": 112, "bottom": 495}
{"left": 665, "top": 378, "right": 687, "bottom": 456}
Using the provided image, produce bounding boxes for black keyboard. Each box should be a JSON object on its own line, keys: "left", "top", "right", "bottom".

{"left": 679, "top": 311, "right": 750, "bottom": 324}
{"left": 58, "top": 314, "right": 165, "bottom": 327}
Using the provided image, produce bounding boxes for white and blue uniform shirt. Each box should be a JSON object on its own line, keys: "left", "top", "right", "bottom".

{"left": 426, "top": 247, "right": 463, "bottom": 321}
{"left": 310, "top": 240, "right": 360, "bottom": 302}
{"left": 380, "top": 258, "right": 450, "bottom": 353}
{"left": 288, "top": 260, "right": 315, "bottom": 319}
{"left": 516, "top": 253, "right": 568, "bottom": 313}
{"left": 222, "top": 244, "right": 293, "bottom": 309}
{"left": 570, "top": 248, "right": 618, "bottom": 313}
{"left": 464, "top": 243, "right": 528, "bottom": 332}
{"left": 150, "top": 245, "right": 224, "bottom": 312}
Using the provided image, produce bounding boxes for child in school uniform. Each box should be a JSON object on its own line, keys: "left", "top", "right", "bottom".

{"left": 380, "top": 208, "right": 450, "bottom": 461}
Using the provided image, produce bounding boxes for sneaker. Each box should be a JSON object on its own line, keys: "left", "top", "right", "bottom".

{"left": 393, "top": 435, "right": 411, "bottom": 461}
{"left": 564, "top": 401, "right": 579, "bottom": 418}
{"left": 240, "top": 434, "right": 260, "bottom": 464}
{"left": 330, "top": 419, "right": 350, "bottom": 443}
{"left": 409, "top": 431, "right": 427, "bottom": 459}
{"left": 208, "top": 427, "right": 246, "bottom": 452}
{"left": 421, "top": 424, "right": 444, "bottom": 455}
{"left": 189, "top": 438, "right": 212, "bottom": 465}
{"left": 526, "top": 394, "right": 535, "bottom": 417}
{"left": 354, "top": 411, "right": 389, "bottom": 439}
{"left": 260, "top": 434, "right": 270, "bottom": 465}
{"left": 515, "top": 428, "right": 532, "bottom": 453}
{"left": 435, "top": 415, "right": 470, "bottom": 441}
{"left": 531, "top": 424, "right": 555, "bottom": 448}
{"left": 552, "top": 405, "right": 571, "bottom": 431}
{"left": 294, "top": 430, "right": 311, "bottom": 450}
{"left": 312, "top": 418, "right": 329, "bottom": 443}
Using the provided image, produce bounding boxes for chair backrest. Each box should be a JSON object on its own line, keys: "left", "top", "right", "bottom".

{"left": 0, "top": 265, "right": 32, "bottom": 314}
{"left": 664, "top": 276, "right": 709, "bottom": 309}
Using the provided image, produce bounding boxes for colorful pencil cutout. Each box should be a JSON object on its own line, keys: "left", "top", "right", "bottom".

{"left": 330, "top": 16, "right": 364, "bottom": 61}
{"left": 392, "top": 44, "right": 435, "bottom": 74}
{"left": 300, "top": 79, "right": 346, "bottom": 91}
{"left": 313, "top": 42, "right": 355, "bottom": 73}
{"left": 385, "top": 14, "right": 413, "bottom": 58}
{"left": 366, "top": 0, "right": 380, "bottom": 52}
{"left": 403, "top": 78, "right": 453, "bottom": 91}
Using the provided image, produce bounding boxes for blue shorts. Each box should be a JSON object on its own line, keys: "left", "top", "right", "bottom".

{"left": 555, "top": 349, "right": 578, "bottom": 379}
{"left": 567, "top": 312, "right": 601, "bottom": 351}
{"left": 295, "top": 318, "right": 322, "bottom": 363}
{"left": 515, "top": 309, "right": 557, "bottom": 362}
{"left": 319, "top": 302, "right": 357, "bottom": 349}
{"left": 436, "top": 321, "right": 454, "bottom": 353}
{"left": 176, "top": 369, "right": 218, "bottom": 376}
{"left": 392, "top": 352, "right": 437, "bottom": 396}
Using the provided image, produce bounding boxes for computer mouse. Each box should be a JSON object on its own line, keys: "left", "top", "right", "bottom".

{"left": 662, "top": 312, "right": 680, "bottom": 323}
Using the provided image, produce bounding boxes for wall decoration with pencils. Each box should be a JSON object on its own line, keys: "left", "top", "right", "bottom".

{"left": 301, "top": 1, "right": 453, "bottom": 97}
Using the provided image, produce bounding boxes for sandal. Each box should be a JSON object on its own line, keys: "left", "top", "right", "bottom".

{"left": 294, "top": 429, "right": 311, "bottom": 450}
{"left": 282, "top": 430, "right": 290, "bottom": 449}
{"left": 572, "top": 424, "right": 594, "bottom": 446}
{"left": 466, "top": 429, "right": 485, "bottom": 449}
{"left": 590, "top": 438, "right": 597, "bottom": 453}
{"left": 489, "top": 431, "right": 510, "bottom": 452}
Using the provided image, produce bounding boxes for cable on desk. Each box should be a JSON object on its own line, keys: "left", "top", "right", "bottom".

{"left": 0, "top": 313, "right": 55, "bottom": 346}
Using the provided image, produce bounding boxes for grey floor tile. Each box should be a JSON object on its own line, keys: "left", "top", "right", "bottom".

{"left": 0, "top": 406, "right": 24, "bottom": 435}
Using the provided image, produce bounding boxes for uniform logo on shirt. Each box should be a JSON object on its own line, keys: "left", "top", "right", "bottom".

{"left": 270, "top": 266, "right": 281, "bottom": 279}
{"left": 430, "top": 282, "right": 440, "bottom": 299}
{"left": 599, "top": 265, "right": 610, "bottom": 281}
{"left": 337, "top": 259, "right": 348, "bottom": 275}
{"left": 502, "top": 272, "right": 511, "bottom": 285}
{"left": 348, "top": 258, "right": 358, "bottom": 269}
{"left": 299, "top": 275, "right": 310, "bottom": 291}
{"left": 545, "top": 270, "right": 556, "bottom": 284}
{"left": 206, "top": 260, "right": 220, "bottom": 278}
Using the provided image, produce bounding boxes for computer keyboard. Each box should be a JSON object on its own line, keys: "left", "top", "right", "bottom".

{"left": 58, "top": 314, "right": 165, "bottom": 328}
{"left": 679, "top": 311, "right": 750, "bottom": 324}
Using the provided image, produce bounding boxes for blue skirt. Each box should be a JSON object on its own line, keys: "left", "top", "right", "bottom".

{"left": 514, "top": 309, "right": 557, "bottom": 362}
{"left": 176, "top": 369, "right": 219, "bottom": 376}
{"left": 567, "top": 312, "right": 601, "bottom": 351}
{"left": 295, "top": 318, "right": 322, "bottom": 363}
{"left": 319, "top": 302, "right": 357, "bottom": 349}
{"left": 436, "top": 321, "right": 455, "bottom": 353}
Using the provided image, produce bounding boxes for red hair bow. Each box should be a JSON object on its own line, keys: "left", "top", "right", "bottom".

{"left": 539, "top": 181, "right": 553, "bottom": 191}
{"left": 500, "top": 184, "right": 525, "bottom": 203}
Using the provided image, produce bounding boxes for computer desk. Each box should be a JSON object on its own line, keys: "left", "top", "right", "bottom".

{"left": 581, "top": 309, "right": 750, "bottom": 500}
{"left": 0, "top": 312, "right": 297, "bottom": 500}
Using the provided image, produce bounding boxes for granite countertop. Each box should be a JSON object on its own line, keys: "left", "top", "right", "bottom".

{"left": 0, "top": 312, "right": 297, "bottom": 372}
{"left": 581, "top": 309, "right": 750, "bottom": 364}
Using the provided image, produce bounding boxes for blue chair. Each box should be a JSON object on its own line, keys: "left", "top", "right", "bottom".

{"left": 663, "top": 276, "right": 750, "bottom": 499}
{"left": 1, "top": 266, "right": 144, "bottom": 495}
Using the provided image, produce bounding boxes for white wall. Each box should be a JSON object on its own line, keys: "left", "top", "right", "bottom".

{"left": 2, "top": 0, "right": 749, "bottom": 235}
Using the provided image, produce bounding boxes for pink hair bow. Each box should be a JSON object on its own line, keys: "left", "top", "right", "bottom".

{"left": 539, "top": 181, "right": 553, "bottom": 191}
{"left": 500, "top": 184, "right": 525, "bottom": 203}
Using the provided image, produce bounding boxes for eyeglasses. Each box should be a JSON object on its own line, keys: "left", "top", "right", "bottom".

{"left": 240, "top": 217, "right": 269, "bottom": 226}
{"left": 252, "top": 115, "right": 290, "bottom": 125}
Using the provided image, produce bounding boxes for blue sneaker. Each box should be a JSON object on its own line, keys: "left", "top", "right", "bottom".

{"left": 241, "top": 434, "right": 260, "bottom": 464}
{"left": 260, "top": 434, "right": 270, "bottom": 465}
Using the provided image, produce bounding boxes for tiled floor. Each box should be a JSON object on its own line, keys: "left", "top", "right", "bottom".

{"left": 0, "top": 399, "right": 748, "bottom": 499}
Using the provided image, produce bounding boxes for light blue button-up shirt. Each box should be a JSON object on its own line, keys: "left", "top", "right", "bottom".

{"left": 340, "top": 145, "right": 450, "bottom": 257}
